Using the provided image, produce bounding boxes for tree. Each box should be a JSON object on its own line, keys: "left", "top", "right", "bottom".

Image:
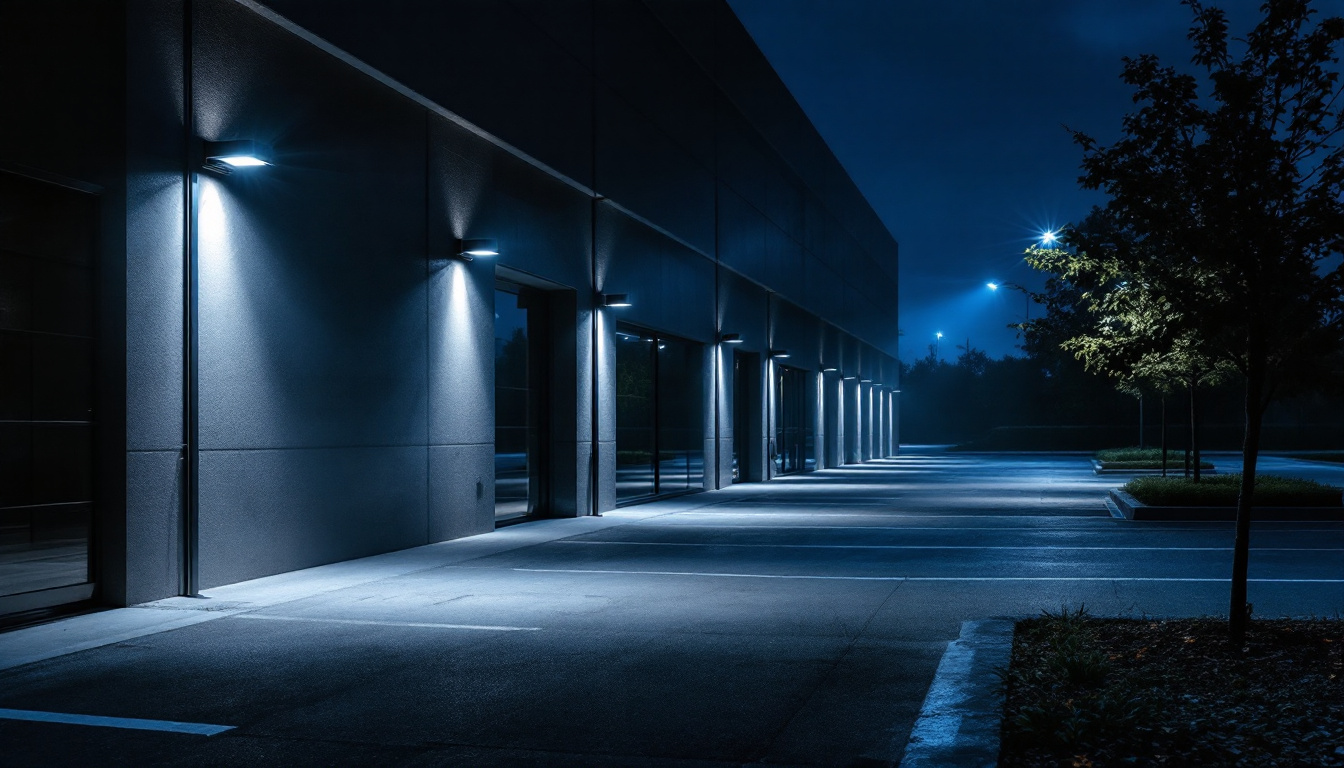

{"left": 1069, "top": 0, "right": 1344, "bottom": 639}
{"left": 1024, "top": 212, "right": 1234, "bottom": 481}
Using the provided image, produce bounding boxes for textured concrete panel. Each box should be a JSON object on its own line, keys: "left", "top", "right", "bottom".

{"left": 124, "top": 450, "right": 183, "bottom": 605}
{"left": 198, "top": 446, "right": 428, "bottom": 589}
{"left": 194, "top": 0, "right": 429, "bottom": 452}
{"left": 259, "top": 0, "right": 594, "bottom": 189}
{"left": 426, "top": 259, "right": 494, "bottom": 446}
{"left": 427, "top": 444, "right": 494, "bottom": 542}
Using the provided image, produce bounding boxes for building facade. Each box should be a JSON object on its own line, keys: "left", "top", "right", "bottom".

{"left": 0, "top": 0, "right": 900, "bottom": 621}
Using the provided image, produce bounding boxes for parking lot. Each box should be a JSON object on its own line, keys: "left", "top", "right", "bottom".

{"left": 1, "top": 450, "right": 1340, "bottom": 766}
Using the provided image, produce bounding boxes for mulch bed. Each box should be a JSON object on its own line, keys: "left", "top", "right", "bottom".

{"left": 1000, "top": 612, "right": 1344, "bottom": 767}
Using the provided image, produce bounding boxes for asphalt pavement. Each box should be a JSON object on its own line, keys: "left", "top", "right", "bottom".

{"left": 1, "top": 450, "right": 1340, "bottom": 766}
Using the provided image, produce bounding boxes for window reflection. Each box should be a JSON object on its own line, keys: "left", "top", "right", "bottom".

{"left": 615, "top": 323, "right": 704, "bottom": 502}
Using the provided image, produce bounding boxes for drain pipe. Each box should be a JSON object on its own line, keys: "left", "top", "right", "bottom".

{"left": 180, "top": 0, "right": 201, "bottom": 596}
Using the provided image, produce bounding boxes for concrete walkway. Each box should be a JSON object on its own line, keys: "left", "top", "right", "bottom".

{"left": 1, "top": 450, "right": 1341, "bottom": 766}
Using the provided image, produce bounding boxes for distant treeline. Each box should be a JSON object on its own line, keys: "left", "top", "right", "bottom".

{"left": 898, "top": 349, "right": 1342, "bottom": 450}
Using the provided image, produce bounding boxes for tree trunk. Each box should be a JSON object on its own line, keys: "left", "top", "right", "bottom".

{"left": 1138, "top": 393, "right": 1145, "bottom": 448}
{"left": 1230, "top": 369, "right": 1265, "bottom": 641}
{"left": 1160, "top": 394, "right": 1168, "bottom": 478}
{"left": 1190, "top": 382, "right": 1202, "bottom": 483}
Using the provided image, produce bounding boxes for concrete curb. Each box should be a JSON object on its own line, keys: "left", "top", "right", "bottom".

{"left": 1108, "top": 489, "right": 1344, "bottom": 522}
{"left": 899, "top": 618, "right": 1015, "bottom": 768}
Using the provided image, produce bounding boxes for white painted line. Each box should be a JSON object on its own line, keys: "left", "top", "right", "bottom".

{"left": 629, "top": 523, "right": 1344, "bottom": 533}
{"left": 516, "top": 568, "right": 905, "bottom": 581}
{"left": 231, "top": 615, "right": 540, "bottom": 631}
{"left": 554, "top": 541, "right": 1343, "bottom": 552}
{"left": 516, "top": 568, "right": 1344, "bottom": 583}
{"left": 0, "top": 708, "right": 234, "bottom": 736}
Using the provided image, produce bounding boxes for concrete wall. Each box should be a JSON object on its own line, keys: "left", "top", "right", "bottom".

{"left": 2, "top": 0, "right": 901, "bottom": 607}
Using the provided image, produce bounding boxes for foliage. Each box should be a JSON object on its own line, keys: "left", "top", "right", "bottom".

{"left": 1032, "top": 0, "right": 1344, "bottom": 636}
{"left": 1095, "top": 447, "right": 1186, "bottom": 462}
{"left": 1124, "top": 473, "right": 1343, "bottom": 506}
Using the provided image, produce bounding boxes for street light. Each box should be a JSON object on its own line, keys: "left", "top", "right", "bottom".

{"left": 935, "top": 331, "right": 943, "bottom": 360}
{"left": 1041, "top": 231, "right": 1058, "bottom": 246}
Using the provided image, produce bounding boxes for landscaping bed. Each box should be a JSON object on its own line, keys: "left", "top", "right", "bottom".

{"left": 1094, "top": 447, "right": 1214, "bottom": 472}
{"left": 1124, "top": 474, "right": 1342, "bottom": 507}
{"left": 1000, "top": 610, "right": 1344, "bottom": 767}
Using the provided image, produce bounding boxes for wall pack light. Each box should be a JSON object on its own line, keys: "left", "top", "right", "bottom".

{"left": 822, "top": 367, "right": 838, "bottom": 372}
{"left": 861, "top": 379, "right": 873, "bottom": 384}
{"left": 203, "top": 140, "right": 273, "bottom": 174}
{"left": 769, "top": 349, "right": 790, "bottom": 359}
{"left": 455, "top": 238, "right": 499, "bottom": 261}
{"left": 720, "top": 332, "right": 744, "bottom": 344}
{"left": 601, "top": 293, "right": 632, "bottom": 308}
{"left": 843, "top": 375, "right": 857, "bottom": 380}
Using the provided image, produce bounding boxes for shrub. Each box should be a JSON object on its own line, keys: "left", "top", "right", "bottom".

{"left": 1124, "top": 474, "right": 1343, "bottom": 507}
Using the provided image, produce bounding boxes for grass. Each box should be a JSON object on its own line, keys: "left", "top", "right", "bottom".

{"left": 1123, "top": 473, "right": 1343, "bottom": 507}
{"left": 1000, "top": 607, "right": 1344, "bottom": 767}
{"left": 1095, "top": 446, "right": 1213, "bottom": 470}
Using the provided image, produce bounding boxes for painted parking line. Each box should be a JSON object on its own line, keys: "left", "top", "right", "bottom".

{"left": 554, "top": 541, "right": 1344, "bottom": 552}
{"left": 516, "top": 568, "right": 1344, "bottom": 583}
{"left": 0, "top": 708, "right": 234, "bottom": 736}
{"left": 628, "top": 523, "right": 1344, "bottom": 533}
{"left": 230, "top": 614, "right": 541, "bottom": 631}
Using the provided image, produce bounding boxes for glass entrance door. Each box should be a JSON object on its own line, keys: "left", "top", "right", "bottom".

{"left": 0, "top": 170, "right": 98, "bottom": 619}
{"left": 494, "top": 285, "right": 547, "bottom": 522}
{"left": 774, "top": 364, "right": 813, "bottom": 475}
{"left": 614, "top": 324, "right": 704, "bottom": 502}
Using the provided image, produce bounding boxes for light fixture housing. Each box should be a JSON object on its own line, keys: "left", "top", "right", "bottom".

{"left": 861, "top": 379, "right": 873, "bottom": 384}
{"left": 822, "top": 367, "right": 838, "bottom": 372}
{"left": 455, "top": 238, "right": 499, "bottom": 261}
{"left": 769, "top": 349, "right": 790, "bottom": 359}
{"left": 843, "top": 375, "right": 857, "bottom": 381}
{"left": 720, "top": 332, "right": 744, "bottom": 344}
{"left": 601, "top": 293, "right": 632, "bottom": 308}
{"left": 203, "top": 140, "right": 273, "bottom": 174}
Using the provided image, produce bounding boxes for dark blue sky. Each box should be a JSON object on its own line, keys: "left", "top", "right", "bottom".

{"left": 726, "top": 0, "right": 1262, "bottom": 361}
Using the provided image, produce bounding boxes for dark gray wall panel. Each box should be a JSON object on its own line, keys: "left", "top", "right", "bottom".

{"left": 430, "top": 118, "right": 592, "bottom": 292}
{"left": 426, "top": 258, "right": 493, "bottom": 447}
{"left": 595, "top": 87, "right": 715, "bottom": 256}
{"left": 124, "top": 450, "right": 182, "bottom": 604}
{"left": 508, "top": 0, "right": 593, "bottom": 69}
{"left": 198, "top": 446, "right": 427, "bottom": 588}
{"left": 259, "top": 0, "right": 594, "bottom": 190}
{"left": 428, "top": 444, "right": 493, "bottom": 542}
{"left": 194, "top": 0, "right": 429, "bottom": 451}
{"left": 599, "top": 208, "right": 714, "bottom": 344}
{"left": 596, "top": 0, "right": 715, "bottom": 172}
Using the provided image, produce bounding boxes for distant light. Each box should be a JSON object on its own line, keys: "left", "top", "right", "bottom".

{"left": 843, "top": 375, "right": 857, "bottom": 380}
{"left": 987, "top": 282, "right": 999, "bottom": 290}
{"left": 769, "top": 349, "right": 790, "bottom": 359}
{"left": 601, "top": 293, "right": 631, "bottom": 308}
{"left": 936, "top": 332, "right": 944, "bottom": 339}
{"left": 822, "top": 367, "right": 838, "bottom": 372}
{"left": 457, "top": 238, "right": 499, "bottom": 259}
{"left": 1041, "top": 231, "right": 1058, "bottom": 245}
{"left": 720, "top": 332, "right": 744, "bottom": 344}
{"left": 203, "top": 140, "right": 273, "bottom": 174}
{"left": 861, "top": 379, "right": 872, "bottom": 384}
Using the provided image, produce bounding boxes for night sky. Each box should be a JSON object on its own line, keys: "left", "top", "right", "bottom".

{"left": 726, "top": 0, "right": 1264, "bottom": 362}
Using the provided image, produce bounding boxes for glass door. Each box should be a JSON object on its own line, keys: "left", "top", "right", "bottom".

{"left": 0, "top": 170, "right": 98, "bottom": 619}
{"left": 774, "top": 364, "right": 812, "bottom": 475}
{"left": 615, "top": 323, "right": 704, "bottom": 502}
{"left": 494, "top": 284, "right": 547, "bottom": 522}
